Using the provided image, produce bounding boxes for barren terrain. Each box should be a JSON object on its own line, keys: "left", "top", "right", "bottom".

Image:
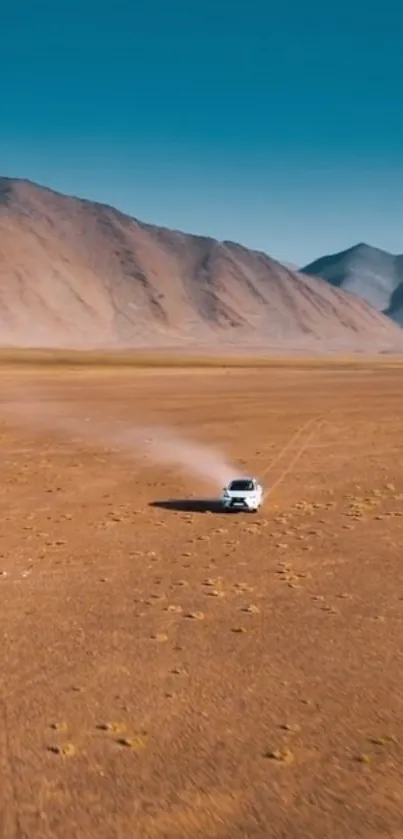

{"left": 1, "top": 361, "right": 403, "bottom": 838}
{"left": 1, "top": 177, "right": 403, "bottom": 351}
{"left": 302, "top": 243, "right": 403, "bottom": 325}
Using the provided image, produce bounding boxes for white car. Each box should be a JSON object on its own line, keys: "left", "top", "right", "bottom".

{"left": 221, "top": 477, "right": 263, "bottom": 512}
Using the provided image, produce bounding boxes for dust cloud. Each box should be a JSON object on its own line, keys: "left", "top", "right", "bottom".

{"left": 0, "top": 387, "right": 238, "bottom": 490}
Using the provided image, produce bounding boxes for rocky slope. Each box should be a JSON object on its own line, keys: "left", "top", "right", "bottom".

{"left": 302, "top": 243, "right": 403, "bottom": 326}
{"left": 1, "top": 178, "right": 402, "bottom": 350}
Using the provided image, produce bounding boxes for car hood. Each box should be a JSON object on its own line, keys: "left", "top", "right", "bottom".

{"left": 225, "top": 489, "right": 258, "bottom": 497}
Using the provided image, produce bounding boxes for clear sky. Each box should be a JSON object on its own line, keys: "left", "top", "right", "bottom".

{"left": 1, "top": 0, "right": 402, "bottom": 265}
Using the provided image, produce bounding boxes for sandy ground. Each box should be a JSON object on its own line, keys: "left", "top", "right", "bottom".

{"left": 1, "top": 364, "right": 403, "bottom": 838}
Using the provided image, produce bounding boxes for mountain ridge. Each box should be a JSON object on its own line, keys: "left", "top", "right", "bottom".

{"left": 1, "top": 176, "right": 403, "bottom": 351}
{"left": 302, "top": 243, "right": 403, "bottom": 325}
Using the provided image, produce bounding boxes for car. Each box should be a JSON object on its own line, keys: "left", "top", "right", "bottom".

{"left": 220, "top": 477, "right": 263, "bottom": 512}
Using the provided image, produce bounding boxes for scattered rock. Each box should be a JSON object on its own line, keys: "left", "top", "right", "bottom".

{"left": 265, "top": 748, "right": 295, "bottom": 764}
{"left": 48, "top": 743, "right": 76, "bottom": 757}
{"left": 234, "top": 582, "right": 253, "bottom": 592}
{"left": 117, "top": 736, "right": 145, "bottom": 749}
{"left": 280, "top": 723, "right": 300, "bottom": 733}
{"left": 97, "top": 722, "right": 126, "bottom": 734}
{"left": 355, "top": 753, "right": 371, "bottom": 764}
{"left": 49, "top": 722, "right": 68, "bottom": 732}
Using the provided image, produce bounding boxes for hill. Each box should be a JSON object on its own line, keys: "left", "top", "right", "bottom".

{"left": 302, "top": 243, "right": 403, "bottom": 326}
{"left": 1, "top": 178, "right": 402, "bottom": 351}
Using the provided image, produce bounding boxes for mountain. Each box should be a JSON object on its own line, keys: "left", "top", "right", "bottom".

{"left": 280, "top": 261, "right": 299, "bottom": 272}
{"left": 301, "top": 243, "right": 403, "bottom": 326}
{"left": 0, "top": 178, "right": 402, "bottom": 352}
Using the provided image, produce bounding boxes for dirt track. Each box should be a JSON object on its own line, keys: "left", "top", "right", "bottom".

{"left": 1, "top": 364, "right": 403, "bottom": 838}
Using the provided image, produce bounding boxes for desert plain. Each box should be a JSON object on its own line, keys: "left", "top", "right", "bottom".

{"left": 1, "top": 358, "right": 403, "bottom": 838}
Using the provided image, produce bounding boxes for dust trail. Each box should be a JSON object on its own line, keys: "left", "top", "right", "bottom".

{"left": 0, "top": 387, "right": 238, "bottom": 490}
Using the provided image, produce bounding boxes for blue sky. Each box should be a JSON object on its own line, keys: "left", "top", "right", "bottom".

{"left": 1, "top": 0, "right": 402, "bottom": 264}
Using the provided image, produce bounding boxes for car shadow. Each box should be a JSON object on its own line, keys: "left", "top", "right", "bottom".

{"left": 149, "top": 498, "right": 225, "bottom": 514}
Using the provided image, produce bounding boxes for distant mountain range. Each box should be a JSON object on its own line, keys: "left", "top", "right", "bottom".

{"left": 302, "top": 244, "right": 403, "bottom": 326}
{"left": 0, "top": 177, "right": 402, "bottom": 352}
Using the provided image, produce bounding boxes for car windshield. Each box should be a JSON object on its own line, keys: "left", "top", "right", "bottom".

{"left": 229, "top": 479, "right": 254, "bottom": 492}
